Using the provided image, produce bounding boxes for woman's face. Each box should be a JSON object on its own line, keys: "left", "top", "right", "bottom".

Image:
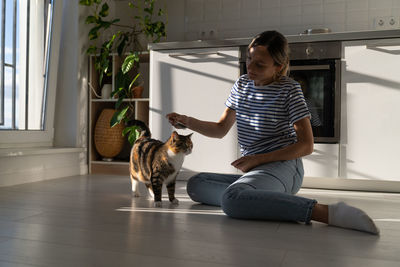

{"left": 246, "top": 45, "right": 282, "bottom": 86}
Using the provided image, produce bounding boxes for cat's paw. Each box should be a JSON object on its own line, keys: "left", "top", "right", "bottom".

{"left": 170, "top": 198, "right": 179, "bottom": 205}
{"left": 147, "top": 189, "right": 154, "bottom": 198}
{"left": 154, "top": 201, "right": 162, "bottom": 208}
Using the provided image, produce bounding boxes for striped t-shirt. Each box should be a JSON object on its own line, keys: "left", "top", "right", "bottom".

{"left": 225, "top": 74, "right": 311, "bottom": 156}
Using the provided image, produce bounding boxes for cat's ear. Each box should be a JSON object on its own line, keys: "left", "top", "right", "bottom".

{"left": 171, "top": 131, "right": 179, "bottom": 141}
{"left": 187, "top": 133, "right": 193, "bottom": 139}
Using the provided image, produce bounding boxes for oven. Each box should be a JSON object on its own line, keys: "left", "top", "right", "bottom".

{"left": 239, "top": 41, "right": 341, "bottom": 143}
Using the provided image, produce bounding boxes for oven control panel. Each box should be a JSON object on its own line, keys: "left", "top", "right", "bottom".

{"left": 289, "top": 41, "right": 342, "bottom": 60}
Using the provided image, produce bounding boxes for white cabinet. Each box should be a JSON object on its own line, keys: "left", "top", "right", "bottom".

{"left": 340, "top": 39, "right": 400, "bottom": 181}
{"left": 303, "top": 144, "right": 339, "bottom": 178}
{"left": 149, "top": 47, "right": 240, "bottom": 179}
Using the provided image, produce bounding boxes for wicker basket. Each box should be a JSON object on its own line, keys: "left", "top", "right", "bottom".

{"left": 94, "top": 109, "right": 125, "bottom": 159}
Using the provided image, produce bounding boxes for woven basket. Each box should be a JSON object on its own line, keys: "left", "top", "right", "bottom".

{"left": 94, "top": 109, "right": 125, "bottom": 159}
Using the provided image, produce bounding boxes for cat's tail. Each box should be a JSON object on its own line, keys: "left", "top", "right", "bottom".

{"left": 131, "top": 120, "right": 151, "bottom": 138}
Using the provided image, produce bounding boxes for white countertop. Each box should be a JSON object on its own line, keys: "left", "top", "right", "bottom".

{"left": 148, "top": 29, "right": 400, "bottom": 50}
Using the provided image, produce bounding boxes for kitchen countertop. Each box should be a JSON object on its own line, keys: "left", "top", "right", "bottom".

{"left": 148, "top": 29, "right": 400, "bottom": 50}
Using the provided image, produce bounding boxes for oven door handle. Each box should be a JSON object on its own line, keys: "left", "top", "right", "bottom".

{"left": 290, "top": 65, "right": 331, "bottom": 71}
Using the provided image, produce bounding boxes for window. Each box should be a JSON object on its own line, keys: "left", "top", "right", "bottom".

{"left": 0, "top": 0, "right": 53, "bottom": 130}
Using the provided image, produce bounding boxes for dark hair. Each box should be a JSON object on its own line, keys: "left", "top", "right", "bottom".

{"left": 248, "top": 30, "right": 289, "bottom": 81}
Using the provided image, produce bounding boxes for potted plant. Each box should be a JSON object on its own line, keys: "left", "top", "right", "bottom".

{"left": 80, "top": 0, "right": 166, "bottom": 145}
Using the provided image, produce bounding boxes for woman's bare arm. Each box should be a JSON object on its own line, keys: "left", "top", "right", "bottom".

{"left": 231, "top": 117, "right": 314, "bottom": 172}
{"left": 166, "top": 107, "right": 236, "bottom": 138}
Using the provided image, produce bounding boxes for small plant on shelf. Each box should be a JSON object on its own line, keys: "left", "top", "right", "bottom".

{"left": 80, "top": 0, "right": 166, "bottom": 145}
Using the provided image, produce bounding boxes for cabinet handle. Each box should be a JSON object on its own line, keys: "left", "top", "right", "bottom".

{"left": 168, "top": 51, "right": 222, "bottom": 57}
{"left": 290, "top": 65, "right": 331, "bottom": 71}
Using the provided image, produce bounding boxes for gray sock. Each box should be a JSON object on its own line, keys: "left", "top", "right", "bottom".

{"left": 328, "top": 202, "right": 380, "bottom": 235}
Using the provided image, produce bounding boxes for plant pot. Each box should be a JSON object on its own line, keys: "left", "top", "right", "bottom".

{"left": 94, "top": 109, "right": 125, "bottom": 160}
{"left": 101, "top": 84, "right": 112, "bottom": 99}
{"left": 132, "top": 86, "right": 144, "bottom": 98}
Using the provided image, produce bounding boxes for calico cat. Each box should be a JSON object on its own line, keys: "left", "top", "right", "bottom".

{"left": 129, "top": 120, "right": 193, "bottom": 207}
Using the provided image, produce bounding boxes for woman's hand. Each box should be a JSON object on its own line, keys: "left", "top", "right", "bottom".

{"left": 166, "top": 113, "right": 189, "bottom": 129}
{"left": 166, "top": 108, "right": 236, "bottom": 138}
{"left": 231, "top": 155, "right": 261, "bottom": 172}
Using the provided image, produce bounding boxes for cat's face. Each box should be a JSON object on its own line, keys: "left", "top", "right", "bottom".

{"left": 168, "top": 131, "right": 193, "bottom": 155}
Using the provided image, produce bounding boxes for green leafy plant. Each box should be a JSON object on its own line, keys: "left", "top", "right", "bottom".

{"left": 80, "top": 0, "right": 166, "bottom": 145}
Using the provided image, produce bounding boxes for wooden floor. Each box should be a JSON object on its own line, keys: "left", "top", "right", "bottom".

{"left": 0, "top": 174, "right": 399, "bottom": 267}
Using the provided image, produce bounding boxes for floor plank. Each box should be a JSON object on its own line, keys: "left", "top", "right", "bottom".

{"left": 0, "top": 174, "right": 399, "bottom": 267}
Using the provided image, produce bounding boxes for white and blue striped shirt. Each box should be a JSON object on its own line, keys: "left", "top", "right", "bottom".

{"left": 225, "top": 74, "right": 311, "bottom": 156}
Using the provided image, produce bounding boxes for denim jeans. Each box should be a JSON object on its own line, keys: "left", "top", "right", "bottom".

{"left": 186, "top": 158, "right": 317, "bottom": 223}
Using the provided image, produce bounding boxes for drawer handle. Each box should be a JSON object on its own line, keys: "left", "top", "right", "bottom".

{"left": 168, "top": 52, "right": 222, "bottom": 57}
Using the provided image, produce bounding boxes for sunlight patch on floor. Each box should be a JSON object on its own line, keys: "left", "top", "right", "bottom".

{"left": 374, "top": 219, "right": 400, "bottom": 222}
{"left": 116, "top": 207, "right": 224, "bottom": 215}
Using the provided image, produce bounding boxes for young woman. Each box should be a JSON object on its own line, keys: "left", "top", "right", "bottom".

{"left": 166, "top": 30, "right": 379, "bottom": 235}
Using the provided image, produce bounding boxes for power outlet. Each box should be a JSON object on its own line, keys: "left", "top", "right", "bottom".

{"left": 374, "top": 16, "right": 400, "bottom": 30}
{"left": 198, "top": 29, "right": 219, "bottom": 40}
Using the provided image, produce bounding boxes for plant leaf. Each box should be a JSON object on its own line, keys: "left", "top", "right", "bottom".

{"left": 88, "top": 25, "right": 101, "bottom": 40}
{"left": 117, "top": 33, "right": 128, "bottom": 56}
{"left": 129, "top": 2, "right": 138, "bottom": 9}
{"left": 110, "top": 106, "right": 129, "bottom": 128}
{"left": 128, "top": 73, "right": 140, "bottom": 90}
{"left": 121, "top": 53, "right": 139, "bottom": 74}
{"left": 123, "top": 126, "right": 141, "bottom": 145}
{"left": 79, "top": 0, "right": 94, "bottom": 6}
{"left": 105, "top": 34, "right": 117, "bottom": 50}
{"left": 85, "top": 15, "right": 97, "bottom": 24}
{"left": 129, "top": 129, "right": 140, "bottom": 145}
{"left": 122, "top": 127, "right": 131, "bottom": 136}
{"left": 86, "top": 45, "right": 97, "bottom": 55}
{"left": 115, "top": 95, "right": 124, "bottom": 109}
{"left": 113, "top": 70, "right": 124, "bottom": 96}
{"left": 99, "top": 3, "right": 109, "bottom": 17}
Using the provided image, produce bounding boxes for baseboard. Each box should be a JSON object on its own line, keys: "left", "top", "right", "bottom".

{"left": 0, "top": 164, "right": 88, "bottom": 187}
{"left": 177, "top": 170, "right": 400, "bottom": 193}
{"left": 0, "top": 147, "right": 87, "bottom": 187}
{"left": 303, "top": 176, "right": 400, "bottom": 193}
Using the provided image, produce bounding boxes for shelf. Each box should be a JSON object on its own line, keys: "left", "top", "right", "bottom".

{"left": 91, "top": 98, "right": 149, "bottom": 102}
{"left": 88, "top": 53, "right": 150, "bottom": 175}
{"left": 91, "top": 160, "right": 129, "bottom": 165}
{"left": 90, "top": 160, "right": 129, "bottom": 175}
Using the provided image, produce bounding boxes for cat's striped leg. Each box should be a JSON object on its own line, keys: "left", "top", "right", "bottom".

{"left": 130, "top": 175, "right": 140, "bottom": 197}
{"left": 150, "top": 178, "right": 163, "bottom": 207}
{"left": 167, "top": 180, "right": 179, "bottom": 205}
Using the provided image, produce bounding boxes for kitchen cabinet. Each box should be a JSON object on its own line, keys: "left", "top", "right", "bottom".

{"left": 340, "top": 38, "right": 400, "bottom": 181}
{"left": 88, "top": 54, "right": 150, "bottom": 175}
{"left": 149, "top": 47, "right": 240, "bottom": 179}
{"left": 303, "top": 144, "right": 339, "bottom": 178}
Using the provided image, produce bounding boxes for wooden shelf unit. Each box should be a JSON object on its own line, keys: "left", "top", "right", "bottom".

{"left": 88, "top": 53, "right": 150, "bottom": 175}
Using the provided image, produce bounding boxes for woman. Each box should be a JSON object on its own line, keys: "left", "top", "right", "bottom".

{"left": 166, "top": 30, "right": 379, "bottom": 235}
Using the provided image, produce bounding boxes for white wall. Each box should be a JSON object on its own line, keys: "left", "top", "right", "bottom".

{"left": 62, "top": 0, "right": 400, "bottom": 160}
{"left": 153, "top": 0, "right": 400, "bottom": 41}
{"left": 0, "top": 0, "right": 88, "bottom": 187}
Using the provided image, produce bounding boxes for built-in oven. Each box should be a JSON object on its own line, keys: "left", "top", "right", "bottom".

{"left": 239, "top": 41, "right": 341, "bottom": 143}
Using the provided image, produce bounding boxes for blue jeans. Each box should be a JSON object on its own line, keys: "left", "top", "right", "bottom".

{"left": 186, "top": 158, "right": 317, "bottom": 223}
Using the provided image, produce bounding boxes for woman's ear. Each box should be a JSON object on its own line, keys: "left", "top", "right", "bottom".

{"left": 276, "top": 64, "right": 284, "bottom": 73}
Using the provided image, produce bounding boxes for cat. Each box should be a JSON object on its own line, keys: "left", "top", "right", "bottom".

{"left": 129, "top": 120, "right": 193, "bottom": 207}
